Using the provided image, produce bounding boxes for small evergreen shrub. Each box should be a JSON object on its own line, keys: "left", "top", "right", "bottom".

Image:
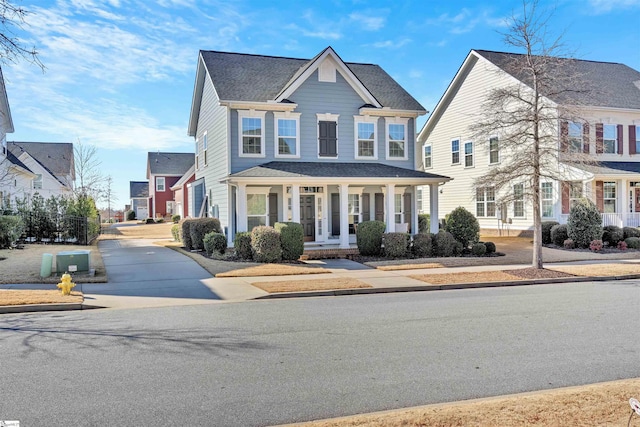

{"left": 181, "top": 219, "right": 194, "bottom": 250}
{"left": 484, "top": 241, "right": 496, "bottom": 254}
{"left": 251, "top": 226, "right": 282, "bottom": 263}
{"left": 602, "top": 225, "right": 623, "bottom": 246}
{"left": 624, "top": 237, "right": 640, "bottom": 249}
{"left": 145, "top": 218, "right": 155, "bottom": 224}
{"left": 412, "top": 233, "right": 433, "bottom": 258}
{"left": 203, "top": 232, "right": 227, "bottom": 255}
{"left": 471, "top": 242, "right": 487, "bottom": 256}
{"left": 432, "top": 230, "right": 457, "bottom": 257}
{"left": 623, "top": 227, "right": 640, "bottom": 239}
{"left": 234, "top": 232, "right": 253, "bottom": 260}
{"left": 0, "top": 216, "right": 24, "bottom": 249}
{"left": 444, "top": 206, "right": 479, "bottom": 248}
{"left": 171, "top": 214, "right": 181, "bottom": 224}
{"left": 563, "top": 239, "right": 575, "bottom": 249}
{"left": 589, "top": 239, "right": 603, "bottom": 252}
{"left": 274, "top": 222, "right": 304, "bottom": 261}
{"left": 127, "top": 210, "right": 136, "bottom": 221}
{"left": 617, "top": 241, "right": 628, "bottom": 251}
{"left": 418, "top": 214, "right": 430, "bottom": 234}
{"left": 383, "top": 232, "right": 408, "bottom": 258}
{"left": 171, "top": 224, "right": 181, "bottom": 242}
{"left": 356, "top": 221, "right": 386, "bottom": 256}
{"left": 550, "top": 224, "right": 569, "bottom": 247}
{"left": 567, "top": 199, "right": 602, "bottom": 248}
{"left": 190, "top": 218, "right": 222, "bottom": 251}
{"left": 541, "top": 221, "right": 559, "bottom": 245}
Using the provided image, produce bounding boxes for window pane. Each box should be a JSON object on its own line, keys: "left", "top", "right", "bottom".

{"left": 542, "top": 200, "right": 553, "bottom": 218}
{"left": 358, "top": 123, "right": 374, "bottom": 140}
{"left": 603, "top": 182, "right": 616, "bottom": 199}
{"left": 359, "top": 140, "right": 374, "bottom": 157}
{"left": 394, "top": 194, "right": 402, "bottom": 212}
{"left": 247, "top": 194, "right": 266, "bottom": 215}
{"left": 603, "top": 124, "right": 616, "bottom": 153}
{"left": 243, "top": 137, "right": 261, "bottom": 154}
{"left": 389, "top": 141, "right": 404, "bottom": 157}
{"left": 242, "top": 118, "right": 262, "bottom": 135}
{"left": 279, "top": 138, "right": 296, "bottom": 155}
{"left": 247, "top": 216, "right": 265, "bottom": 230}
{"left": 476, "top": 203, "right": 485, "bottom": 217}
{"left": 487, "top": 201, "right": 496, "bottom": 217}
{"left": 278, "top": 119, "right": 296, "bottom": 137}
{"left": 348, "top": 194, "right": 359, "bottom": 214}
{"left": 388, "top": 124, "right": 404, "bottom": 141}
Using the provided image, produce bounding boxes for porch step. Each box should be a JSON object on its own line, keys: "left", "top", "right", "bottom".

{"left": 302, "top": 248, "right": 360, "bottom": 260}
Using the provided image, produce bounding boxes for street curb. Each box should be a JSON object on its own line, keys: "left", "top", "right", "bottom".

{"left": 0, "top": 302, "right": 84, "bottom": 314}
{"left": 254, "top": 273, "right": 640, "bottom": 300}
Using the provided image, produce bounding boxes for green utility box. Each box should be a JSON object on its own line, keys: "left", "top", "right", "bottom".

{"left": 56, "top": 250, "right": 91, "bottom": 273}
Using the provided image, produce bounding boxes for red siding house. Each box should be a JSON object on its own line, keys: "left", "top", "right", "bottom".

{"left": 170, "top": 164, "right": 195, "bottom": 218}
{"left": 147, "top": 152, "right": 195, "bottom": 219}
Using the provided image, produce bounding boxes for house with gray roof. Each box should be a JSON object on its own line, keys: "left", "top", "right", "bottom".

{"left": 129, "top": 180, "right": 149, "bottom": 219}
{"left": 417, "top": 49, "right": 640, "bottom": 234}
{"left": 188, "top": 46, "right": 450, "bottom": 247}
{"left": 146, "top": 152, "right": 194, "bottom": 218}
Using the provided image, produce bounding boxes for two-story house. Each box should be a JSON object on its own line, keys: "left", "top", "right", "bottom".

{"left": 188, "top": 47, "right": 450, "bottom": 247}
{"left": 129, "top": 180, "right": 149, "bottom": 219}
{"left": 147, "top": 152, "right": 195, "bottom": 219}
{"left": 418, "top": 49, "right": 640, "bottom": 234}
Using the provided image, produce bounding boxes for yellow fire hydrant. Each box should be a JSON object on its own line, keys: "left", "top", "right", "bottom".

{"left": 57, "top": 273, "right": 76, "bottom": 296}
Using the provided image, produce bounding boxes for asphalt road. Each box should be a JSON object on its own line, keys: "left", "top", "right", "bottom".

{"left": 1, "top": 280, "right": 639, "bottom": 426}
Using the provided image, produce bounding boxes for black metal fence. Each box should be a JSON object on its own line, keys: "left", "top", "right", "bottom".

{"left": 18, "top": 213, "right": 101, "bottom": 245}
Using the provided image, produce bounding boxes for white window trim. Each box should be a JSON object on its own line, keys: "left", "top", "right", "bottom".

{"left": 156, "top": 176, "right": 165, "bottom": 192}
{"left": 238, "top": 110, "right": 267, "bottom": 158}
{"left": 541, "top": 182, "right": 554, "bottom": 218}
{"left": 33, "top": 174, "right": 43, "bottom": 190}
{"left": 354, "top": 116, "right": 378, "bottom": 160}
{"left": 451, "top": 138, "right": 461, "bottom": 165}
{"left": 246, "top": 187, "right": 272, "bottom": 227}
{"left": 385, "top": 117, "right": 409, "bottom": 161}
{"left": 489, "top": 135, "right": 499, "bottom": 165}
{"left": 513, "top": 183, "right": 525, "bottom": 218}
{"left": 274, "top": 111, "right": 301, "bottom": 159}
{"left": 203, "top": 131, "right": 208, "bottom": 166}
{"left": 195, "top": 138, "right": 199, "bottom": 171}
{"left": 423, "top": 143, "right": 432, "bottom": 169}
{"left": 464, "top": 141, "right": 474, "bottom": 168}
{"left": 568, "top": 122, "right": 583, "bottom": 152}
{"left": 603, "top": 124, "right": 617, "bottom": 154}
{"left": 316, "top": 113, "right": 340, "bottom": 159}
{"left": 603, "top": 181, "right": 616, "bottom": 213}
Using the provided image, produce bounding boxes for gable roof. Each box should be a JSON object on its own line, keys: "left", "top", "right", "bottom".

{"left": 8, "top": 141, "right": 74, "bottom": 185}
{"left": 0, "top": 68, "right": 13, "bottom": 134}
{"left": 147, "top": 152, "right": 194, "bottom": 176}
{"left": 130, "top": 181, "right": 149, "bottom": 198}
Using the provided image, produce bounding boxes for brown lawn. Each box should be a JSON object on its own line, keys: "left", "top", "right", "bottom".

{"left": 0, "top": 290, "right": 83, "bottom": 305}
{"left": 410, "top": 271, "right": 525, "bottom": 285}
{"left": 100, "top": 221, "right": 175, "bottom": 239}
{"left": 549, "top": 263, "right": 640, "bottom": 277}
{"left": 216, "top": 264, "right": 330, "bottom": 277}
{"left": 251, "top": 278, "right": 371, "bottom": 293}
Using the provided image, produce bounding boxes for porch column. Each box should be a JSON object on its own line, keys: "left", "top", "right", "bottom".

{"left": 429, "top": 184, "right": 439, "bottom": 234}
{"left": 282, "top": 186, "right": 289, "bottom": 222}
{"left": 412, "top": 186, "right": 419, "bottom": 235}
{"left": 237, "top": 183, "right": 247, "bottom": 232}
{"left": 291, "top": 184, "right": 301, "bottom": 223}
{"left": 619, "top": 179, "right": 628, "bottom": 226}
{"left": 386, "top": 183, "right": 395, "bottom": 233}
{"left": 339, "top": 183, "right": 349, "bottom": 248}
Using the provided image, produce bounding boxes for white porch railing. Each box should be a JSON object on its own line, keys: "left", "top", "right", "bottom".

{"left": 558, "top": 213, "right": 640, "bottom": 227}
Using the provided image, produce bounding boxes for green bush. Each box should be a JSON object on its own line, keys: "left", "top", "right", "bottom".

{"left": 189, "top": 218, "right": 222, "bottom": 251}
{"left": 541, "top": 221, "right": 559, "bottom": 245}
{"left": 471, "top": 242, "right": 487, "bottom": 256}
{"left": 145, "top": 218, "right": 155, "bottom": 224}
{"left": 444, "top": 206, "right": 479, "bottom": 248}
{"left": 171, "top": 214, "right": 181, "bottom": 224}
{"left": 412, "top": 233, "right": 433, "bottom": 258}
{"left": 624, "top": 237, "right": 640, "bottom": 249}
{"left": 234, "top": 232, "right": 253, "bottom": 260}
{"left": 203, "top": 232, "right": 227, "bottom": 255}
{"left": 274, "top": 222, "right": 304, "bottom": 261}
{"left": 602, "top": 225, "right": 623, "bottom": 246}
{"left": 171, "top": 224, "right": 181, "bottom": 241}
{"left": 356, "top": 221, "right": 386, "bottom": 256}
{"left": 567, "top": 199, "right": 602, "bottom": 248}
{"left": 383, "top": 232, "right": 408, "bottom": 258}
{"left": 432, "top": 230, "right": 457, "bottom": 257}
{"left": 251, "top": 226, "right": 282, "bottom": 263}
{"left": 550, "top": 224, "right": 568, "bottom": 247}
{"left": 623, "top": 227, "right": 640, "bottom": 239}
{"left": 181, "top": 219, "right": 194, "bottom": 250}
{"left": 0, "top": 216, "right": 24, "bottom": 249}
{"left": 127, "top": 210, "right": 136, "bottom": 221}
{"left": 418, "top": 214, "right": 430, "bottom": 234}
{"left": 484, "top": 241, "right": 496, "bottom": 254}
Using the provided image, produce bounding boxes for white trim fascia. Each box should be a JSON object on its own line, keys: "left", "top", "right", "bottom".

{"left": 224, "top": 176, "right": 453, "bottom": 186}
{"left": 226, "top": 105, "right": 231, "bottom": 175}
{"left": 16, "top": 152, "right": 64, "bottom": 186}
{"left": 0, "top": 69, "right": 13, "bottom": 134}
{"left": 353, "top": 115, "right": 378, "bottom": 160}
{"left": 385, "top": 117, "right": 409, "bottom": 161}
{"left": 360, "top": 107, "right": 425, "bottom": 118}
{"left": 274, "top": 111, "right": 301, "bottom": 159}
{"left": 8, "top": 163, "right": 36, "bottom": 178}
{"left": 188, "top": 53, "right": 207, "bottom": 137}
{"left": 220, "top": 100, "right": 298, "bottom": 111}
{"left": 238, "top": 110, "right": 267, "bottom": 158}
{"left": 562, "top": 104, "right": 640, "bottom": 114}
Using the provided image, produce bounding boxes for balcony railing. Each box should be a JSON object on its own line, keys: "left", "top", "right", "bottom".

{"left": 559, "top": 213, "right": 640, "bottom": 228}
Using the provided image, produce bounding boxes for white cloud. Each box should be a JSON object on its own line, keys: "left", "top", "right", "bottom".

{"left": 349, "top": 12, "right": 386, "bottom": 31}
{"left": 371, "top": 38, "right": 411, "bottom": 49}
{"left": 409, "top": 69, "right": 423, "bottom": 79}
{"left": 588, "top": 0, "right": 640, "bottom": 13}
{"left": 427, "top": 7, "right": 508, "bottom": 34}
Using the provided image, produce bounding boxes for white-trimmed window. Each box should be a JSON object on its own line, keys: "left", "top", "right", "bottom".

{"left": 489, "top": 136, "right": 499, "bottom": 164}
{"left": 203, "top": 131, "right": 208, "bottom": 165}
{"left": 603, "top": 181, "right": 616, "bottom": 213}
{"left": 394, "top": 193, "right": 404, "bottom": 224}
{"left": 569, "top": 181, "right": 582, "bottom": 209}
{"left": 635, "top": 126, "right": 640, "bottom": 153}
{"left": 156, "top": 177, "right": 165, "bottom": 192}
{"left": 417, "top": 188, "right": 423, "bottom": 212}
{"left": 513, "top": 183, "right": 525, "bottom": 217}
{"left": 476, "top": 187, "right": 495, "bottom": 217}
{"left": 451, "top": 139, "right": 460, "bottom": 164}
{"left": 541, "top": 182, "right": 554, "bottom": 218}
{"left": 464, "top": 141, "right": 474, "bottom": 167}
{"left": 239, "top": 110, "right": 266, "bottom": 157}
{"left": 275, "top": 112, "right": 300, "bottom": 158}
{"left": 385, "top": 118, "right": 408, "bottom": 160}
{"left": 247, "top": 193, "right": 268, "bottom": 230}
{"left": 568, "top": 122, "right": 583, "bottom": 152}
{"left": 354, "top": 117, "right": 377, "bottom": 159}
{"left": 423, "top": 144, "right": 432, "bottom": 169}
{"left": 33, "top": 174, "right": 43, "bottom": 190}
{"left": 348, "top": 194, "right": 360, "bottom": 233}
{"left": 603, "top": 124, "right": 617, "bottom": 154}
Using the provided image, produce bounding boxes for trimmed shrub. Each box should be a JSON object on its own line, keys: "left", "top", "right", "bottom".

{"left": 567, "top": 198, "right": 602, "bottom": 248}
{"left": 563, "top": 239, "right": 575, "bottom": 249}
{"left": 418, "top": 214, "right": 430, "bottom": 234}
{"left": 432, "top": 230, "right": 457, "bottom": 257}
{"left": 383, "top": 232, "right": 408, "bottom": 258}
{"left": 181, "top": 219, "right": 194, "bottom": 250}
{"left": 589, "top": 239, "right": 603, "bottom": 252}
{"left": 623, "top": 227, "right": 640, "bottom": 239}
{"left": 126, "top": 210, "right": 136, "bottom": 221}
{"left": 234, "top": 232, "right": 253, "bottom": 260}
{"left": 356, "top": 221, "right": 386, "bottom": 256}
{"left": 484, "top": 241, "right": 496, "bottom": 254}
{"left": 274, "top": 222, "right": 304, "bottom": 261}
{"left": 190, "top": 218, "right": 222, "bottom": 251}
{"left": 471, "top": 242, "right": 486, "bottom": 256}
{"left": 602, "top": 225, "right": 623, "bottom": 246}
{"left": 444, "top": 206, "right": 480, "bottom": 248}
{"left": 0, "top": 216, "right": 24, "bottom": 249}
{"left": 617, "top": 241, "right": 628, "bottom": 251}
{"left": 145, "top": 218, "right": 155, "bottom": 224}
{"left": 541, "top": 221, "right": 559, "bottom": 245}
{"left": 171, "top": 224, "right": 181, "bottom": 242}
{"left": 203, "top": 232, "right": 227, "bottom": 255}
{"left": 412, "top": 233, "right": 433, "bottom": 258}
{"left": 624, "top": 237, "right": 640, "bottom": 249}
{"left": 550, "top": 224, "right": 568, "bottom": 247}
{"left": 251, "top": 226, "right": 282, "bottom": 263}
{"left": 171, "top": 214, "right": 181, "bottom": 224}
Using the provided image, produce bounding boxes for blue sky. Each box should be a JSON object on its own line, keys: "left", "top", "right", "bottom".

{"left": 6, "top": 0, "right": 640, "bottom": 208}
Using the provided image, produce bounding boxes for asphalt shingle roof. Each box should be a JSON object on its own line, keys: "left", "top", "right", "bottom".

{"left": 8, "top": 142, "right": 74, "bottom": 184}
{"left": 199, "top": 49, "right": 425, "bottom": 111}
{"left": 148, "top": 152, "right": 194, "bottom": 176}
{"left": 129, "top": 181, "right": 149, "bottom": 198}
{"left": 575, "top": 161, "right": 640, "bottom": 175}
{"left": 475, "top": 50, "right": 640, "bottom": 110}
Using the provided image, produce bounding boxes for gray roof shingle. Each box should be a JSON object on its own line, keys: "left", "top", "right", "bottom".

{"left": 475, "top": 50, "right": 640, "bottom": 109}
{"left": 574, "top": 161, "right": 640, "bottom": 175}
{"left": 200, "top": 49, "right": 425, "bottom": 111}
{"left": 148, "top": 152, "right": 194, "bottom": 176}
{"left": 8, "top": 141, "right": 74, "bottom": 184}
{"left": 130, "top": 181, "right": 149, "bottom": 198}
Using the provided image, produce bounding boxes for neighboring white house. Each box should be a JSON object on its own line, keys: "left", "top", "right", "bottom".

{"left": 417, "top": 49, "right": 640, "bottom": 234}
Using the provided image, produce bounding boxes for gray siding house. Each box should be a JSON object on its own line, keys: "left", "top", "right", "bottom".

{"left": 188, "top": 47, "right": 450, "bottom": 247}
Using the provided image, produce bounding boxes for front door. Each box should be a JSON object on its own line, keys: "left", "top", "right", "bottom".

{"left": 300, "top": 195, "right": 315, "bottom": 241}
{"left": 635, "top": 188, "right": 640, "bottom": 212}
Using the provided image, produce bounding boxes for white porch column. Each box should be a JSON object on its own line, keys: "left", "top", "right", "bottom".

{"left": 282, "top": 186, "right": 289, "bottom": 222}
{"left": 291, "top": 184, "right": 301, "bottom": 223}
{"left": 412, "top": 186, "right": 419, "bottom": 235}
{"left": 237, "top": 183, "right": 247, "bottom": 232}
{"left": 429, "top": 184, "right": 439, "bottom": 234}
{"left": 339, "top": 183, "right": 349, "bottom": 248}
{"left": 386, "top": 183, "right": 395, "bottom": 233}
{"left": 619, "top": 179, "right": 628, "bottom": 227}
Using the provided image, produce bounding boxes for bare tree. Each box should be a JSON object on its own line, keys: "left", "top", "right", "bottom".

{"left": 471, "top": 0, "right": 592, "bottom": 269}
{"left": 0, "top": 0, "right": 43, "bottom": 70}
{"left": 74, "top": 140, "right": 105, "bottom": 201}
{"left": 102, "top": 175, "right": 118, "bottom": 222}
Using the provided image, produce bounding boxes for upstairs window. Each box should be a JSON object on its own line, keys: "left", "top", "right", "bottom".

{"left": 451, "top": 139, "right": 460, "bottom": 164}
{"left": 33, "top": 174, "right": 43, "bottom": 190}
{"left": 568, "top": 122, "right": 583, "bottom": 152}
{"left": 489, "top": 136, "right": 499, "bottom": 164}
{"left": 603, "top": 124, "right": 617, "bottom": 154}
{"left": 239, "top": 111, "right": 266, "bottom": 157}
{"left": 354, "top": 118, "right": 377, "bottom": 159}
{"left": 275, "top": 112, "right": 300, "bottom": 158}
{"left": 464, "top": 141, "right": 474, "bottom": 167}
{"left": 156, "top": 177, "right": 165, "bottom": 192}
{"left": 635, "top": 126, "right": 640, "bottom": 153}
{"left": 423, "top": 144, "right": 432, "bottom": 169}
{"left": 386, "top": 119, "right": 408, "bottom": 160}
